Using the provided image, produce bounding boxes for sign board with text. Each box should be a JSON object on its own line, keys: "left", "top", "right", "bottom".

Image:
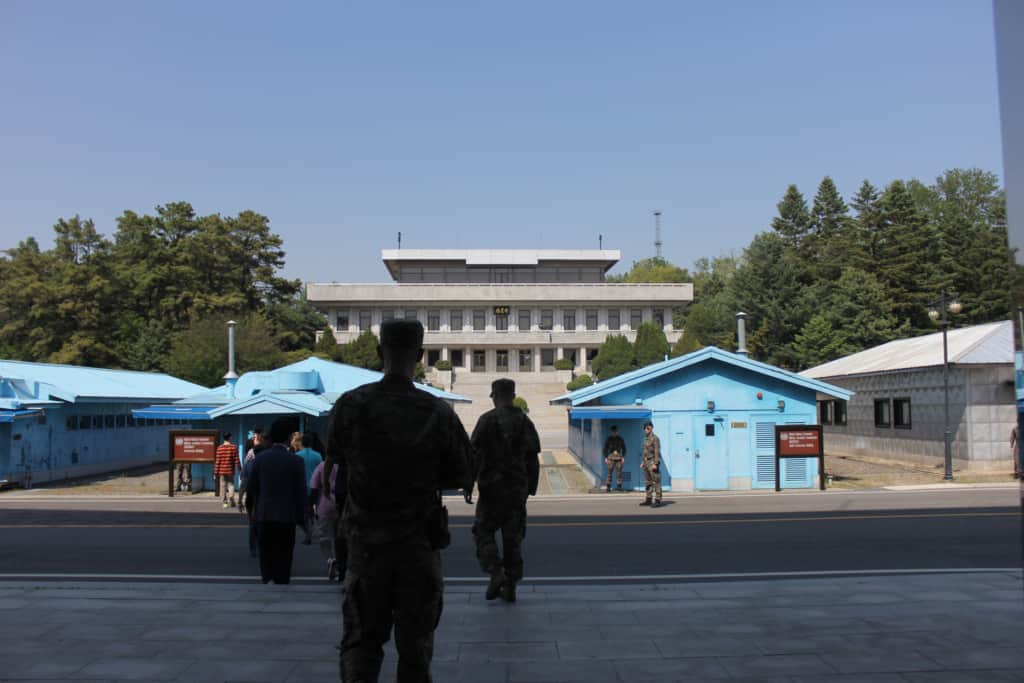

{"left": 774, "top": 424, "right": 825, "bottom": 491}
{"left": 168, "top": 430, "right": 219, "bottom": 497}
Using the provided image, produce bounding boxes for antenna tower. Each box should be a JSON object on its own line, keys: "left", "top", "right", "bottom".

{"left": 653, "top": 211, "right": 662, "bottom": 258}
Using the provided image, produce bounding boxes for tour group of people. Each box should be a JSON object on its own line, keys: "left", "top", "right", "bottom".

{"left": 212, "top": 319, "right": 664, "bottom": 682}
{"left": 211, "top": 421, "right": 345, "bottom": 585}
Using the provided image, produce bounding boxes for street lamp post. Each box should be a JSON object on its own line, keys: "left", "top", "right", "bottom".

{"left": 928, "top": 294, "right": 963, "bottom": 481}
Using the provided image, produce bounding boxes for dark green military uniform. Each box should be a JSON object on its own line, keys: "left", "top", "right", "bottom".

{"left": 641, "top": 423, "right": 662, "bottom": 506}
{"left": 603, "top": 428, "right": 627, "bottom": 490}
{"left": 328, "top": 323, "right": 471, "bottom": 683}
{"left": 469, "top": 381, "right": 540, "bottom": 589}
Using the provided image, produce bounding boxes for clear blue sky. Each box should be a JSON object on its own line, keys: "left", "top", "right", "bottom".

{"left": 0, "top": 1, "right": 1004, "bottom": 282}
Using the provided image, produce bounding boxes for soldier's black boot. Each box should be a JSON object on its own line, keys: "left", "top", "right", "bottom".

{"left": 639, "top": 500, "right": 651, "bottom": 506}
{"left": 485, "top": 569, "right": 504, "bottom": 600}
{"left": 500, "top": 579, "right": 517, "bottom": 603}
{"left": 605, "top": 484, "right": 611, "bottom": 493}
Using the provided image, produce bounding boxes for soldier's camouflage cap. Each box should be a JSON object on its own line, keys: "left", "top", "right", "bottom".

{"left": 490, "top": 378, "right": 516, "bottom": 397}
{"left": 379, "top": 319, "right": 424, "bottom": 350}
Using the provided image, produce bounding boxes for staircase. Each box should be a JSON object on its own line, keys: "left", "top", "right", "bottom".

{"left": 430, "top": 370, "right": 571, "bottom": 450}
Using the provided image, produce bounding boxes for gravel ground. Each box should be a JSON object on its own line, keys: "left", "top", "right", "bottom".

{"left": 9, "top": 454, "right": 1017, "bottom": 496}
{"left": 823, "top": 452, "right": 1015, "bottom": 489}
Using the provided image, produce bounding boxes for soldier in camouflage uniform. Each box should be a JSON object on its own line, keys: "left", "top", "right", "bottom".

{"left": 639, "top": 420, "right": 662, "bottom": 508}
{"left": 469, "top": 378, "right": 540, "bottom": 603}
{"left": 326, "top": 320, "right": 471, "bottom": 683}
{"left": 603, "top": 425, "right": 627, "bottom": 492}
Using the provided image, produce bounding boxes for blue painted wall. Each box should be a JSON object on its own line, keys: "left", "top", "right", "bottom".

{"left": 1, "top": 402, "right": 198, "bottom": 485}
{"left": 572, "top": 358, "right": 821, "bottom": 491}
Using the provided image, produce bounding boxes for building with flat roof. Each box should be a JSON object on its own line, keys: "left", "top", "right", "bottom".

{"left": 306, "top": 249, "right": 694, "bottom": 374}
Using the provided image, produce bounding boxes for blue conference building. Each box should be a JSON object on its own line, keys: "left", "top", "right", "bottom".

{"left": 551, "top": 347, "right": 852, "bottom": 491}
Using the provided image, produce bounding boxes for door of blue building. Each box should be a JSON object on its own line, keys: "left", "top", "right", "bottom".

{"left": 694, "top": 416, "right": 729, "bottom": 490}
{"left": 696, "top": 417, "right": 729, "bottom": 491}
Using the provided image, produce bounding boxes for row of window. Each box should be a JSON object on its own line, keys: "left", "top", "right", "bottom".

{"left": 875, "top": 398, "right": 912, "bottom": 429}
{"left": 396, "top": 265, "right": 605, "bottom": 284}
{"left": 424, "top": 348, "right": 599, "bottom": 370}
{"left": 340, "top": 308, "right": 665, "bottom": 333}
{"left": 66, "top": 415, "right": 190, "bottom": 431}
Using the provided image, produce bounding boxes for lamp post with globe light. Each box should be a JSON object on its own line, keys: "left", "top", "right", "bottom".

{"left": 928, "top": 294, "right": 963, "bottom": 481}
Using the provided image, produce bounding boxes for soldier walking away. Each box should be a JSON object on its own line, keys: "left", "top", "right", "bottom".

{"left": 603, "top": 425, "right": 627, "bottom": 492}
{"left": 470, "top": 378, "right": 541, "bottom": 603}
{"left": 639, "top": 421, "right": 662, "bottom": 508}
{"left": 327, "top": 319, "right": 471, "bottom": 683}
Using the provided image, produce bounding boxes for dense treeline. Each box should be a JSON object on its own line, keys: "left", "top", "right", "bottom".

{"left": 0, "top": 202, "right": 325, "bottom": 386}
{"left": 2, "top": 167, "right": 1016, "bottom": 386}
{"left": 604, "top": 168, "right": 1020, "bottom": 373}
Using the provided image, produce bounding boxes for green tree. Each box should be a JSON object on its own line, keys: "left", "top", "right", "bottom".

{"left": 339, "top": 330, "right": 382, "bottom": 370}
{"left": 566, "top": 374, "right": 594, "bottom": 391}
{"left": 792, "top": 315, "right": 846, "bottom": 369}
{"left": 729, "top": 231, "right": 810, "bottom": 368}
{"left": 771, "top": 184, "right": 812, "bottom": 247}
{"left": 164, "top": 314, "right": 284, "bottom": 387}
{"left": 876, "top": 180, "right": 940, "bottom": 331}
{"left": 607, "top": 256, "right": 690, "bottom": 283}
{"left": 633, "top": 320, "right": 670, "bottom": 367}
{"left": 809, "top": 176, "right": 851, "bottom": 279}
{"left": 670, "top": 333, "right": 702, "bottom": 357}
{"left": 591, "top": 335, "right": 633, "bottom": 380}
{"left": 314, "top": 326, "right": 340, "bottom": 360}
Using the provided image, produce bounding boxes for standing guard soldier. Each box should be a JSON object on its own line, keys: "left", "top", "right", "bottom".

{"left": 603, "top": 425, "right": 627, "bottom": 492}
{"left": 639, "top": 421, "right": 662, "bottom": 508}
{"left": 470, "top": 378, "right": 541, "bottom": 603}
{"left": 327, "top": 319, "right": 471, "bottom": 683}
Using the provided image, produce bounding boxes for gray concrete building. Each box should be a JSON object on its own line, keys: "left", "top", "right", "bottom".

{"left": 306, "top": 249, "right": 693, "bottom": 375}
{"left": 801, "top": 320, "right": 1015, "bottom": 472}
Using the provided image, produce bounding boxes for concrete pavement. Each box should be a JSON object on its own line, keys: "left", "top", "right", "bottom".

{"left": 0, "top": 569, "right": 1022, "bottom": 682}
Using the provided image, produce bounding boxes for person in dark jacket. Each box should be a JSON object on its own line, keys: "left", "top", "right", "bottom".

{"left": 327, "top": 319, "right": 471, "bottom": 683}
{"left": 246, "top": 417, "right": 308, "bottom": 584}
{"left": 469, "top": 378, "right": 541, "bottom": 603}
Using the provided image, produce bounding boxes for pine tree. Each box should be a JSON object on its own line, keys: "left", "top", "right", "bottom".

{"left": 809, "top": 176, "right": 851, "bottom": 280}
{"left": 591, "top": 335, "right": 634, "bottom": 381}
{"left": 339, "top": 330, "right": 381, "bottom": 370}
{"left": 633, "top": 321, "right": 670, "bottom": 367}
{"left": 877, "top": 180, "right": 940, "bottom": 331}
{"left": 314, "top": 326, "right": 340, "bottom": 360}
{"left": 770, "top": 185, "right": 812, "bottom": 247}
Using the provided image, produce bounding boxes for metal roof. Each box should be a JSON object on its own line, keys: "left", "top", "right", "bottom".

{"left": 551, "top": 346, "right": 853, "bottom": 406}
{"left": 801, "top": 320, "right": 1013, "bottom": 379}
{"left": 136, "top": 356, "right": 472, "bottom": 422}
{"left": 0, "top": 359, "right": 207, "bottom": 407}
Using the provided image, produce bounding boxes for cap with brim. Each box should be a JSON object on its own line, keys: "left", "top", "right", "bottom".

{"left": 490, "top": 378, "right": 515, "bottom": 397}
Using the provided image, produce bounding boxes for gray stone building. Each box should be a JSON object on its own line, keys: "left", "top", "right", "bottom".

{"left": 306, "top": 249, "right": 693, "bottom": 375}
{"left": 801, "top": 320, "right": 1015, "bottom": 472}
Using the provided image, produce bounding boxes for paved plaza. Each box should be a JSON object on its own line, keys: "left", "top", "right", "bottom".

{"left": 0, "top": 570, "right": 1022, "bottom": 682}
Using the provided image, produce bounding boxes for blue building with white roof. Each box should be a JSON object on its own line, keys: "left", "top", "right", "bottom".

{"left": 0, "top": 360, "right": 207, "bottom": 486}
{"left": 551, "top": 347, "right": 852, "bottom": 491}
